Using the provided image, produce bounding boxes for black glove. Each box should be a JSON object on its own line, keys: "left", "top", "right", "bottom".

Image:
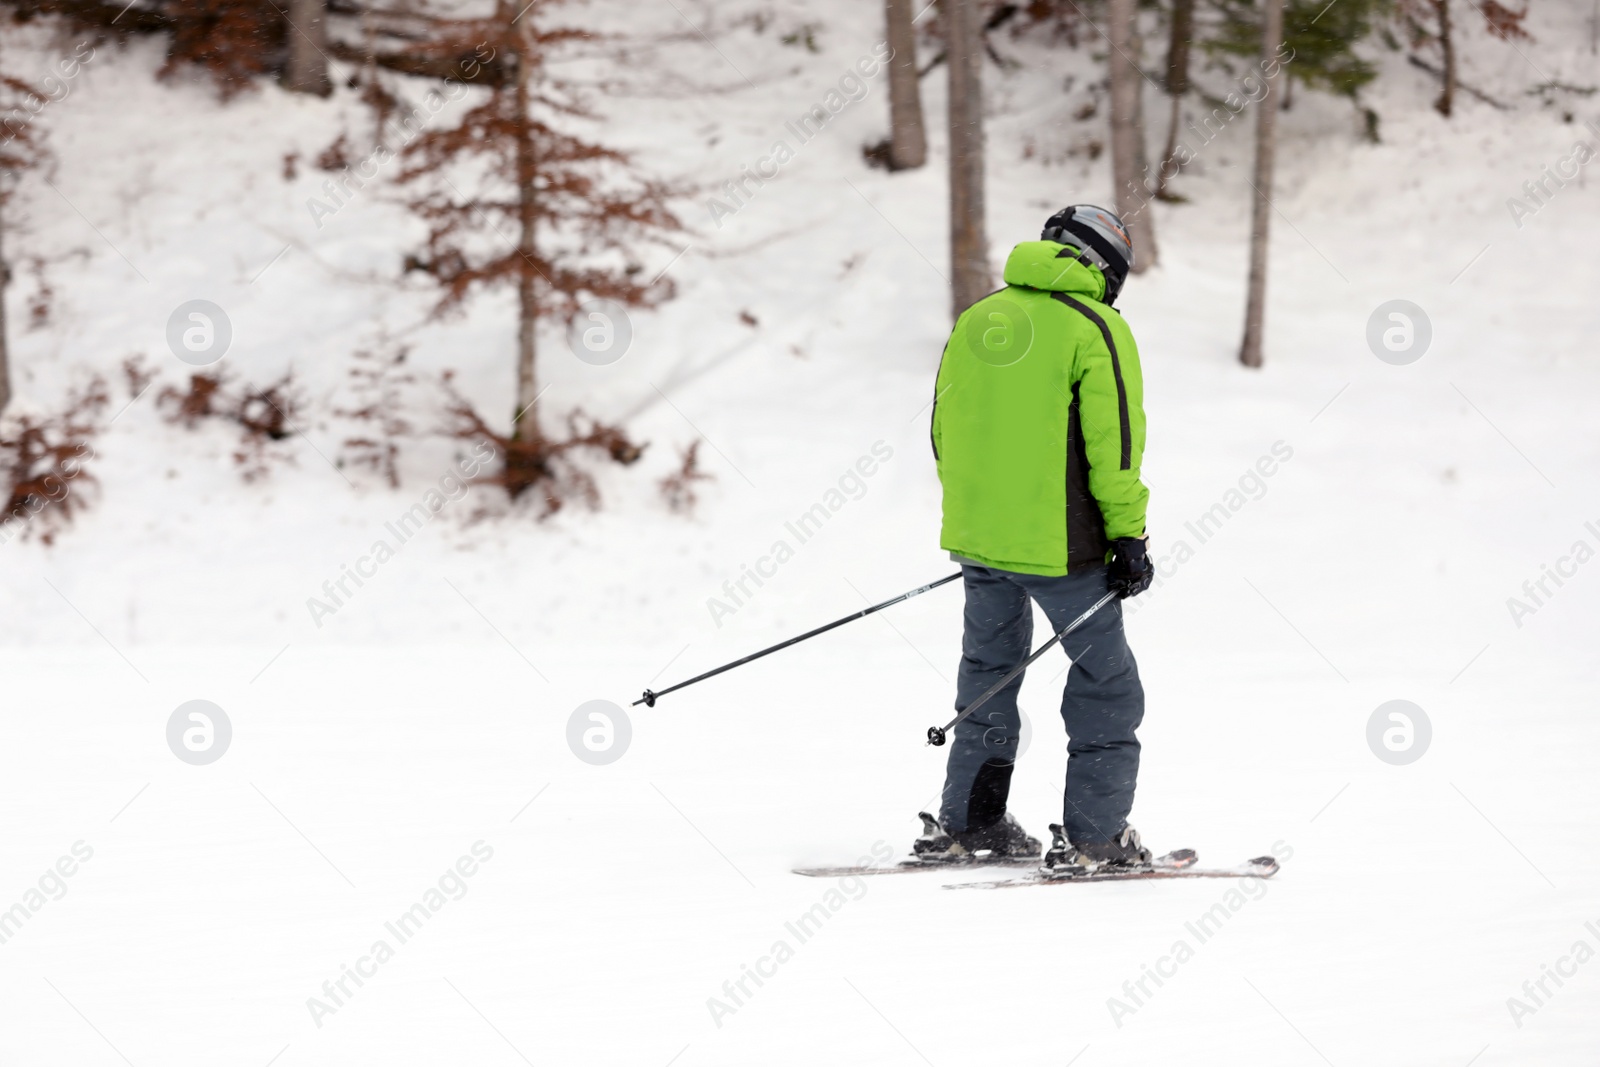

{"left": 1108, "top": 536, "right": 1153, "bottom": 599}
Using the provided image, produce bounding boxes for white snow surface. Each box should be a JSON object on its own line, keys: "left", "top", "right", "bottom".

{"left": 2, "top": 1, "right": 1599, "bottom": 1064}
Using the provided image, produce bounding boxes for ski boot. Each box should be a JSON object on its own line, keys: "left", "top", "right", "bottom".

{"left": 1042, "top": 823, "right": 1152, "bottom": 874}
{"left": 912, "top": 811, "right": 1041, "bottom": 864}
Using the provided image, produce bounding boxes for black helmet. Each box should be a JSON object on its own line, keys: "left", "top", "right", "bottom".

{"left": 1041, "top": 205, "right": 1134, "bottom": 304}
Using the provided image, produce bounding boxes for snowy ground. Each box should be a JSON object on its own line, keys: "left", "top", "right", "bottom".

{"left": 2, "top": 0, "right": 1599, "bottom": 1064}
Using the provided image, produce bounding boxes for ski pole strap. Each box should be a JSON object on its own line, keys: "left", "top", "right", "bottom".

{"left": 636, "top": 572, "right": 963, "bottom": 707}
{"left": 926, "top": 589, "right": 1119, "bottom": 746}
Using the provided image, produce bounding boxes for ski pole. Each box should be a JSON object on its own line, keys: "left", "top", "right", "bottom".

{"left": 635, "top": 572, "right": 962, "bottom": 707}
{"left": 925, "top": 589, "right": 1119, "bottom": 747}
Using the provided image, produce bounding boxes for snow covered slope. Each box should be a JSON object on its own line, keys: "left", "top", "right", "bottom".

{"left": 1, "top": 0, "right": 1598, "bottom": 1064}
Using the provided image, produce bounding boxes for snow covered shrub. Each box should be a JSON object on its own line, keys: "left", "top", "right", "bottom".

{"left": 439, "top": 371, "right": 643, "bottom": 518}
{"left": 157, "top": 369, "right": 302, "bottom": 481}
{"left": 0, "top": 376, "right": 107, "bottom": 545}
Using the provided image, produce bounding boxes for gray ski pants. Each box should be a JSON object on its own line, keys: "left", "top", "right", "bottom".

{"left": 938, "top": 563, "right": 1145, "bottom": 844}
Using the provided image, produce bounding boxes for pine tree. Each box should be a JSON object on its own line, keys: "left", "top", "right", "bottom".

{"left": 1205, "top": 0, "right": 1387, "bottom": 101}
{"left": 396, "top": 0, "right": 681, "bottom": 500}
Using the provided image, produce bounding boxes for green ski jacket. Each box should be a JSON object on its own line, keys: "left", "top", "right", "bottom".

{"left": 932, "top": 240, "right": 1149, "bottom": 576}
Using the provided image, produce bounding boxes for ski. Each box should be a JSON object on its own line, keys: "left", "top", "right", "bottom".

{"left": 792, "top": 854, "right": 1046, "bottom": 879}
{"left": 946, "top": 852, "right": 1278, "bottom": 890}
{"left": 795, "top": 847, "right": 1199, "bottom": 879}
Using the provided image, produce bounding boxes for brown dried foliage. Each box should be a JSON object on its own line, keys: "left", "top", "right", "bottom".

{"left": 0, "top": 73, "right": 48, "bottom": 195}
{"left": 395, "top": 8, "right": 685, "bottom": 324}
{"left": 0, "top": 376, "right": 108, "bottom": 545}
{"left": 156, "top": 0, "right": 283, "bottom": 98}
{"left": 1399, "top": 0, "right": 1534, "bottom": 46}
{"left": 3, "top": 0, "right": 511, "bottom": 89}
{"left": 439, "top": 372, "right": 644, "bottom": 518}
{"left": 317, "top": 132, "right": 352, "bottom": 172}
{"left": 158, "top": 369, "right": 302, "bottom": 481}
{"left": 1479, "top": 0, "right": 1531, "bottom": 41}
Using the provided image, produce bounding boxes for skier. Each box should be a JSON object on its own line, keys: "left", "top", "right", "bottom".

{"left": 914, "top": 205, "right": 1156, "bottom": 872}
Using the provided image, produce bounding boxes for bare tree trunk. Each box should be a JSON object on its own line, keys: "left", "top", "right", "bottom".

{"left": 1129, "top": 17, "right": 1155, "bottom": 216}
{"left": 885, "top": 0, "right": 927, "bottom": 170}
{"left": 0, "top": 216, "right": 10, "bottom": 415}
{"left": 284, "top": 0, "right": 331, "bottom": 96}
{"left": 946, "top": 0, "right": 990, "bottom": 316}
{"left": 1239, "top": 0, "right": 1284, "bottom": 369}
{"left": 1108, "top": 0, "right": 1157, "bottom": 270}
{"left": 1434, "top": 0, "right": 1455, "bottom": 117}
{"left": 359, "top": 0, "right": 383, "bottom": 134}
{"left": 512, "top": 35, "right": 541, "bottom": 442}
{"left": 1155, "top": 0, "right": 1194, "bottom": 199}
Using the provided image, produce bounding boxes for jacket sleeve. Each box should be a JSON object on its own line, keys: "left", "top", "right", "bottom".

{"left": 1073, "top": 310, "right": 1149, "bottom": 540}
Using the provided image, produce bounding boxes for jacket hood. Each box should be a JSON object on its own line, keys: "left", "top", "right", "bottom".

{"left": 1002, "top": 240, "right": 1107, "bottom": 302}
